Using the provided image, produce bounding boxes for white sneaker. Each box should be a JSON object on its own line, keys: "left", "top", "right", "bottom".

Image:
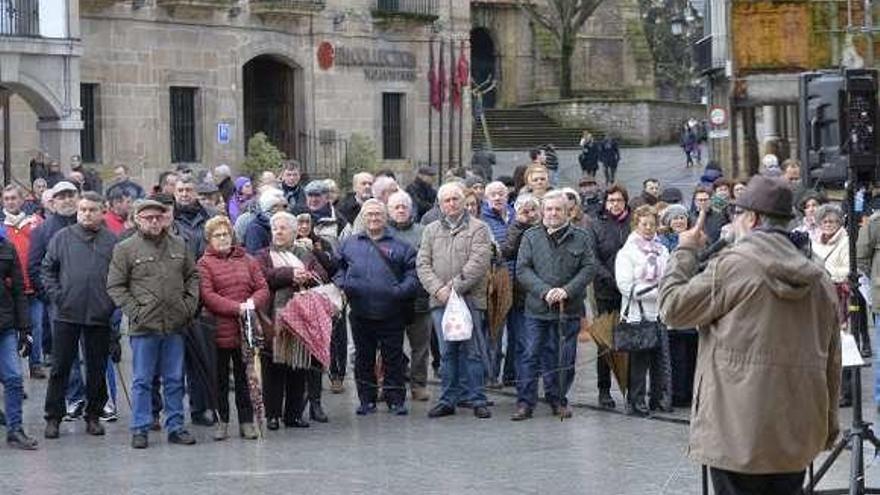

{"left": 63, "top": 400, "right": 85, "bottom": 422}
{"left": 99, "top": 401, "right": 118, "bottom": 422}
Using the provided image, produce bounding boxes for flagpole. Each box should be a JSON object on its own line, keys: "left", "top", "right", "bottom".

{"left": 428, "top": 39, "right": 434, "bottom": 171}
{"left": 438, "top": 39, "right": 445, "bottom": 180}
{"left": 448, "top": 37, "right": 455, "bottom": 171}
{"left": 458, "top": 41, "right": 465, "bottom": 173}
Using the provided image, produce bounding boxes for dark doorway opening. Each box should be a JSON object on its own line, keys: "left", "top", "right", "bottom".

{"left": 243, "top": 55, "right": 297, "bottom": 159}
{"left": 470, "top": 28, "right": 497, "bottom": 109}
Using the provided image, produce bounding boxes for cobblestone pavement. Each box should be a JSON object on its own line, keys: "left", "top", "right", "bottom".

{"left": 0, "top": 339, "right": 872, "bottom": 494}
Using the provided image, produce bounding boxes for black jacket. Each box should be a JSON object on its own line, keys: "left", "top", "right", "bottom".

{"left": 41, "top": 224, "right": 117, "bottom": 327}
{"left": 0, "top": 238, "right": 29, "bottom": 331}
{"left": 174, "top": 203, "right": 212, "bottom": 259}
{"left": 406, "top": 178, "right": 437, "bottom": 222}
{"left": 337, "top": 192, "right": 362, "bottom": 226}
{"left": 501, "top": 221, "right": 534, "bottom": 308}
{"left": 282, "top": 183, "right": 305, "bottom": 210}
{"left": 27, "top": 212, "right": 76, "bottom": 301}
{"left": 588, "top": 210, "right": 631, "bottom": 303}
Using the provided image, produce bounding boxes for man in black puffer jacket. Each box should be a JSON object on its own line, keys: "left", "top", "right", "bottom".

{"left": 588, "top": 185, "right": 632, "bottom": 409}
{"left": 41, "top": 192, "right": 118, "bottom": 439}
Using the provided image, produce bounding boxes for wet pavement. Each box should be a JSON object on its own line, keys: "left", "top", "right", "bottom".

{"left": 0, "top": 339, "right": 875, "bottom": 495}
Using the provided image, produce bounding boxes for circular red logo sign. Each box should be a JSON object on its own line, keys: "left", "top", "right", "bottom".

{"left": 317, "top": 42, "right": 335, "bottom": 70}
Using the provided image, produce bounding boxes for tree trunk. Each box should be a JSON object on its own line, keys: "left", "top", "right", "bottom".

{"left": 559, "top": 31, "right": 575, "bottom": 99}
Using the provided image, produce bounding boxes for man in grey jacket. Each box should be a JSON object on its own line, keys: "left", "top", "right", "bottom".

{"left": 417, "top": 182, "right": 493, "bottom": 419}
{"left": 513, "top": 191, "right": 596, "bottom": 420}
{"left": 42, "top": 192, "right": 118, "bottom": 439}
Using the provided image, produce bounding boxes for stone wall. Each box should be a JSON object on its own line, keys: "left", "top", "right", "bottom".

{"left": 6, "top": 0, "right": 471, "bottom": 188}
{"left": 524, "top": 99, "right": 706, "bottom": 146}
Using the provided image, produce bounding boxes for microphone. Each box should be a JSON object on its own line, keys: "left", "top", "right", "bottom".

{"left": 698, "top": 237, "right": 730, "bottom": 263}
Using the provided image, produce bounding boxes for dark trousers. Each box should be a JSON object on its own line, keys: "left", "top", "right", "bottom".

{"left": 595, "top": 298, "right": 620, "bottom": 392}
{"left": 262, "top": 357, "right": 306, "bottom": 422}
{"left": 710, "top": 467, "right": 805, "bottom": 495}
{"left": 185, "top": 322, "right": 215, "bottom": 415}
{"left": 351, "top": 316, "right": 406, "bottom": 406}
{"left": 307, "top": 367, "right": 322, "bottom": 404}
{"left": 329, "top": 314, "right": 347, "bottom": 380}
{"left": 44, "top": 322, "right": 110, "bottom": 421}
{"left": 669, "top": 330, "right": 698, "bottom": 407}
{"left": 627, "top": 325, "right": 672, "bottom": 409}
{"left": 216, "top": 347, "right": 253, "bottom": 424}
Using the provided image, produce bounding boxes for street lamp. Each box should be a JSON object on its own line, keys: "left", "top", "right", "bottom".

{"left": 670, "top": 15, "right": 684, "bottom": 35}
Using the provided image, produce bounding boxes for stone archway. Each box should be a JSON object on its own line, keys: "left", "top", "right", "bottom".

{"left": 470, "top": 27, "right": 497, "bottom": 109}
{"left": 242, "top": 54, "right": 302, "bottom": 160}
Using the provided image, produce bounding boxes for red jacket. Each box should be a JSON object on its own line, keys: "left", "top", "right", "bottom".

{"left": 103, "top": 211, "right": 126, "bottom": 235}
{"left": 197, "top": 245, "right": 270, "bottom": 349}
{"left": 3, "top": 215, "right": 39, "bottom": 294}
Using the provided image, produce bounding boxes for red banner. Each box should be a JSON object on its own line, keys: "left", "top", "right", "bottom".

{"left": 453, "top": 41, "right": 469, "bottom": 109}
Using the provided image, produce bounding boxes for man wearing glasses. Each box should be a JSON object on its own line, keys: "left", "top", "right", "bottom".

{"left": 107, "top": 199, "right": 200, "bottom": 449}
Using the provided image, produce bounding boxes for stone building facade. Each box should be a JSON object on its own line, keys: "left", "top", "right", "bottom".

{"left": 7, "top": 0, "right": 470, "bottom": 186}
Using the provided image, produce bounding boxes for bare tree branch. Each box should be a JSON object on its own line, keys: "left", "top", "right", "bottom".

{"left": 573, "top": 0, "right": 603, "bottom": 29}
{"left": 515, "top": 0, "right": 560, "bottom": 41}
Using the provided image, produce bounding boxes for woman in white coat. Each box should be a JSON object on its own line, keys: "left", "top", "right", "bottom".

{"left": 615, "top": 205, "right": 671, "bottom": 416}
{"left": 811, "top": 203, "right": 849, "bottom": 326}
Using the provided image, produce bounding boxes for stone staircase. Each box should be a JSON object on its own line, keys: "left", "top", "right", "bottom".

{"left": 472, "top": 108, "right": 588, "bottom": 151}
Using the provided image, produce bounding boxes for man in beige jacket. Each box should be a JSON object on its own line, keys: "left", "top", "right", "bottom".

{"left": 417, "top": 182, "right": 492, "bottom": 419}
{"left": 659, "top": 175, "right": 840, "bottom": 495}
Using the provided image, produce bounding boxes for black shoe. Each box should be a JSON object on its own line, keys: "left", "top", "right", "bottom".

{"left": 309, "top": 402, "right": 328, "bottom": 424}
{"left": 427, "top": 403, "right": 456, "bottom": 418}
{"left": 510, "top": 406, "right": 533, "bottom": 421}
{"left": 190, "top": 411, "right": 215, "bottom": 427}
{"left": 551, "top": 404, "right": 573, "bottom": 419}
{"left": 168, "top": 430, "right": 196, "bottom": 445}
{"left": 44, "top": 419, "right": 60, "bottom": 439}
{"left": 85, "top": 418, "right": 105, "bottom": 436}
{"left": 625, "top": 402, "right": 650, "bottom": 417}
{"left": 474, "top": 406, "right": 492, "bottom": 419}
{"left": 267, "top": 418, "right": 280, "bottom": 431}
{"left": 284, "top": 417, "right": 310, "bottom": 428}
{"left": 7, "top": 429, "right": 38, "bottom": 450}
{"left": 598, "top": 390, "right": 616, "bottom": 409}
{"left": 150, "top": 415, "right": 162, "bottom": 431}
{"left": 131, "top": 433, "right": 148, "bottom": 449}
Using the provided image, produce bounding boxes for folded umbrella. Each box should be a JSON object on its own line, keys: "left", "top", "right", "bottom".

{"left": 590, "top": 311, "right": 628, "bottom": 394}
{"left": 181, "top": 318, "right": 220, "bottom": 419}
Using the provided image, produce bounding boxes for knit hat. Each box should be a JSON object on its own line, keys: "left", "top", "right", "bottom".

{"left": 660, "top": 204, "right": 689, "bottom": 227}
{"left": 258, "top": 188, "right": 286, "bottom": 213}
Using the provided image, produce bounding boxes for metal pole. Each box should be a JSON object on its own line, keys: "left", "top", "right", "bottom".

{"left": 429, "top": 39, "right": 434, "bottom": 169}
{"left": 458, "top": 42, "right": 464, "bottom": 170}
{"left": 438, "top": 39, "right": 445, "bottom": 179}
{"left": 448, "top": 38, "right": 455, "bottom": 169}
{"left": 3, "top": 90, "right": 10, "bottom": 186}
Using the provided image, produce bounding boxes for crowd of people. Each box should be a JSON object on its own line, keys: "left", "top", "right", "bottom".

{"left": 0, "top": 146, "right": 848, "bottom": 471}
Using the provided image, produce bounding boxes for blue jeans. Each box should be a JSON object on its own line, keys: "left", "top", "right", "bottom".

{"left": 0, "top": 329, "right": 24, "bottom": 429}
{"left": 28, "top": 297, "right": 43, "bottom": 366}
{"left": 431, "top": 307, "right": 488, "bottom": 407}
{"left": 875, "top": 314, "right": 880, "bottom": 405}
{"left": 517, "top": 316, "right": 580, "bottom": 409}
{"left": 504, "top": 309, "right": 525, "bottom": 383}
{"left": 130, "top": 333, "right": 185, "bottom": 434}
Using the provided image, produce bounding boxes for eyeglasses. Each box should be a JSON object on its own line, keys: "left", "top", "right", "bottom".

{"left": 211, "top": 232, "right": 231, "bottom": 239}
{"left": 606, "top": 198, "right": 625, "bottom": 204}
{"left": 733, "top": 208, "right": 746, "bottom": 216}
{"left": 138, "top": 214, "right": 164, "bottom": 223}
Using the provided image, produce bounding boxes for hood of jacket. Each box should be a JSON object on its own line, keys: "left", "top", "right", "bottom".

{"left": 735, "top": 230, "right": 826, "bottom": 301}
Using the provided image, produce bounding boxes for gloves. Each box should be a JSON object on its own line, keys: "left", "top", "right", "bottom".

{"left": 17, "top": 330, "right": 32, "bottom": 358}
{"left": 108, "top": 337, "right": 122, "bottom": 363}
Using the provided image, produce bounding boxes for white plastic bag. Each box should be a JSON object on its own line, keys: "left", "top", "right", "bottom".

{"left": 441, "top": 289, "right": 473, "bottom": 342}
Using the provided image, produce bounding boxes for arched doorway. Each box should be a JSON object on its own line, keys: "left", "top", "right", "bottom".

{"left": 470, "top": 28, "right": 497, "bottom": 109}
{"left": 243, "top": 55, "right": 299, "bottom": 159}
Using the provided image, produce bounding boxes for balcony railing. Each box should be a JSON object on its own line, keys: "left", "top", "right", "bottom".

{"left": 373, "top": 0, "right": 439, "bottom": 21}
{"left": 0, "top": 1, "right": 40, "bottom": 37}
{"left": 693, "top": 35, "right": 726, "bottom": 74}
{"left": 156, "top": 0, "right": 237, "bottom": 9}
{"left": 249, "top": 0, "right": 326, "bottom": 16}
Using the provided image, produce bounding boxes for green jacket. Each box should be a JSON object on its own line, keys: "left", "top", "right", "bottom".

{"left": 106, "top": 230, "right": 200, "bottom": 335}
{"left": 516, "top": 224, "right": 596, "bottom": 320}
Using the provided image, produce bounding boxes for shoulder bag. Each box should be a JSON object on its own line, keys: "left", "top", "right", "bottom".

{"left": 612, "top": 285, "right": 660, "bottom": 352}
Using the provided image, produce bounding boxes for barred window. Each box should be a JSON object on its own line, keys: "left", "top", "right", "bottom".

{"left": 382, "top": 93, "right": 404, "bottom": 160}
{"left": 170, "top": 87, "right": 198, "bottom": 163}
{"left": 80, "top": 84, "right": 99, "bottom": 163}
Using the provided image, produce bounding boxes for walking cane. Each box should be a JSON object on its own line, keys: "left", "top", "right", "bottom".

{"left": 558, "top": 301, "right": 566, "bottom": 422}
{"left": 114, "top": 361, "right": 132, "bottom": 411}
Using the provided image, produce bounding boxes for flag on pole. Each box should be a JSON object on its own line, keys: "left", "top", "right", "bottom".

{"left": 429, "top": 41, "right": 440, "bottom": 112}
{"left": 453, "top": 40, "right": 469, "bottom": 110}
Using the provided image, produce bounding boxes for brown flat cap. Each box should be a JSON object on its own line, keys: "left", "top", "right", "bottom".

{"left": 733, "top": 175, "right": 794, "bottom": 219}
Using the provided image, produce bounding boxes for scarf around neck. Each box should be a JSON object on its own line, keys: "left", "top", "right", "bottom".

{"left": 2, "top": 210, "right": 27, "bottom": 227}
{"left": 632, "top": 233, "right": 662, "bottom": 284}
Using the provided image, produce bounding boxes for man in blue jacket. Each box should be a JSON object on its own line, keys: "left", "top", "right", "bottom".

{"left": 334, "top": 199, "right": 419, "bottom": 416}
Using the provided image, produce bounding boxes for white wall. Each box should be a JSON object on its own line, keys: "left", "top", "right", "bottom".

{"left": 39, "top": 0, "right": 67, "bottom": 38}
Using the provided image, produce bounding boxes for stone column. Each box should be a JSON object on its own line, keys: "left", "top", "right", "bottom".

{"left": 38, "top": 118, "right": 83, "bottom": 174}
{"left": 762, "top": 105, "right": 781, "bottom": 157}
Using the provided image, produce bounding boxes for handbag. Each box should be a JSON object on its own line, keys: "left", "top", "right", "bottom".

{"left": 305, "top": 277, "right": 345, "bottom": 315}
{"left": 613, "top": 285, "right": 660, "bottom": 352}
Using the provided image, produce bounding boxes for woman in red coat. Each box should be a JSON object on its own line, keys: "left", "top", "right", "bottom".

{"left": 198, "top": 216, "right": 270, "bottom": 441}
